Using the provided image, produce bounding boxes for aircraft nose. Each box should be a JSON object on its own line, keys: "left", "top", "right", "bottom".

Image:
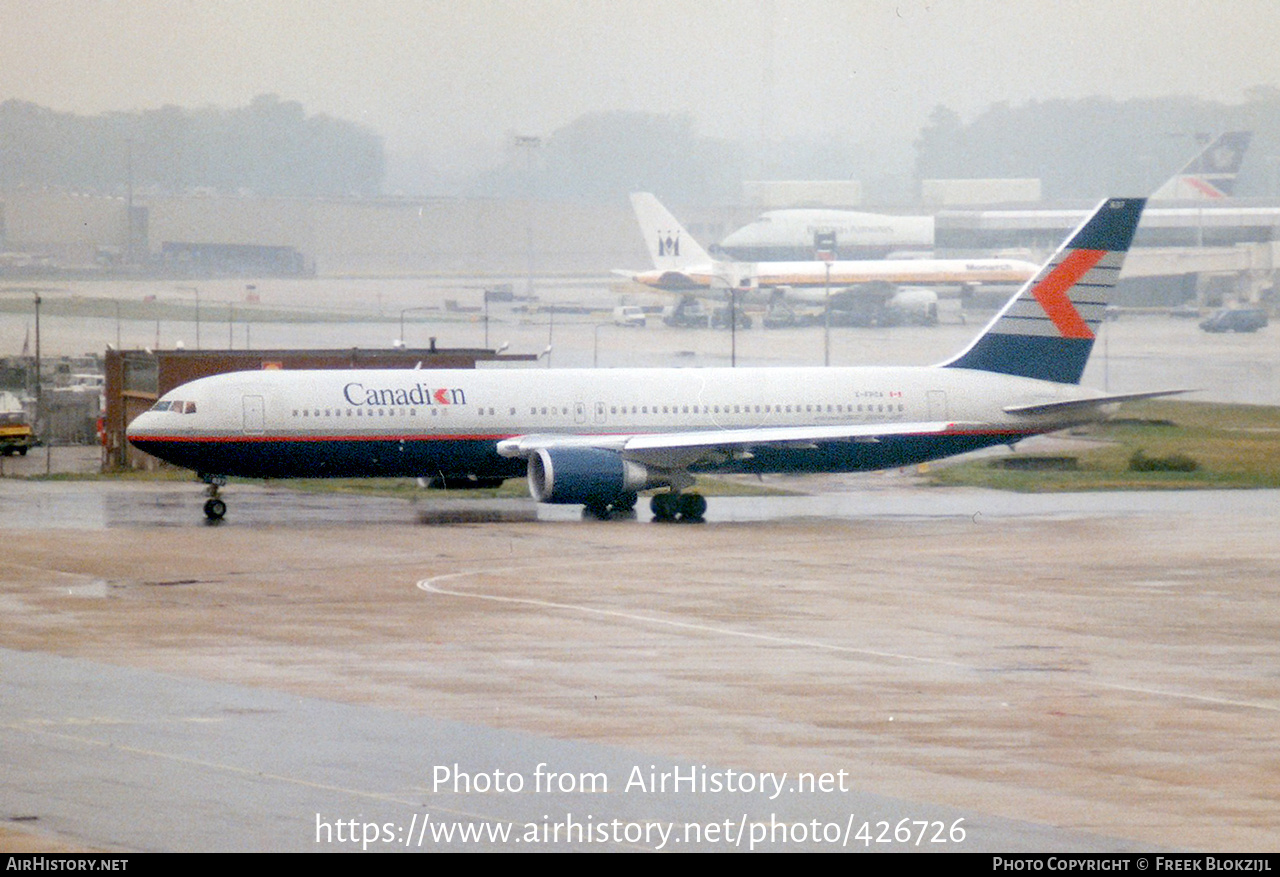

{"left": 126, "top": 411, "right": 160, "bottom": 440}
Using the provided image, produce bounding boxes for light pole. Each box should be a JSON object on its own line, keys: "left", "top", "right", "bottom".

{"left": 814, "top": 229, "right": 837, "bottom": 366}
{"left": 545, "top": 307, "right": 554, "bottom": 368}
{"left": 33, "top": 292, "right": 40, "bottom": 449}
{"left": 176, "top": 286, "right": 200, "bottom": 349}
{"left": 713, "top": 262, "right": 747, "bottom": 367}
{"left": 483, "top": 288, "right": 494, "bottom": 349}
{"left": 823, "top": 260, "right": 832, "bottom": 366}
{"left": 399, "top": 307, "right": 434, "bottom": 347}
{"left": 514, "top": 134, "right": 541, "bottom": 300}
{"left": 1, "top": 288, "right": 59, "bottom": 454}
{"left": 593, "top": 322, "right": 608, "bottom": 368}
{"left": 727, "top": 287, "right": 738, "bottom": 367}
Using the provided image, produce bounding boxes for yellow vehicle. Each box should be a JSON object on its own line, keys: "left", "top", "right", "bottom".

{"left": 0, "top": 409, "right": 35, "bottom": 456}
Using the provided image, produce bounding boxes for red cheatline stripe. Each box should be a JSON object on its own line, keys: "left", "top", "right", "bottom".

{"left": 1032, "top": 248, "right": 1106, "bottom": 339}
{"left": 133, "top": 427, "right": 1042, "bottom": 443}
{"left": 1184, "top": 177, "right": 1225, "bottom": 199}
{"left": 132, "top": 434, "right": 515, "bottom": 443}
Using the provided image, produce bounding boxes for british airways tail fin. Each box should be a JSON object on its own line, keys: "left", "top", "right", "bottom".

{"left": 1151, "top": 131, "right": 1251, "bottom": 200}
{"left": 630, "top": 192, "right": 712, "bottom": 270}
{"left": 942, "top": 198, "right": 1146, "bottom": 384}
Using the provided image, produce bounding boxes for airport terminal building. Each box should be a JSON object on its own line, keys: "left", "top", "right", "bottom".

{"left": 3, "top": 187, "right": 1279, "bottom": 306}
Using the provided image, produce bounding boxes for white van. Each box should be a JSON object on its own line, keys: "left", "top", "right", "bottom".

{"left": 612, "top": 306, "right": 647, "bottom": 327}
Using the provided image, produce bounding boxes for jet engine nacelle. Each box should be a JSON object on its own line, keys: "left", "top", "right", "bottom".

{"left": 527, "top": 447, "right": 660, "bottom": 505}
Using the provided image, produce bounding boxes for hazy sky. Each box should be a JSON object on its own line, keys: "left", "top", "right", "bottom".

{"left": 2, "top": 0, "right": 1277, "bottom": 171}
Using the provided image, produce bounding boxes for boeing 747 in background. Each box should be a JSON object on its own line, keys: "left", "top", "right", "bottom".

{"left": 129, "top": 197, "right": 1175, "bottom": 522}
{"left": 624, "top": 192, "right": 1039, "bottom": 301}
{"left": 715, "top": 131, "right": 1252, "bottom": 262}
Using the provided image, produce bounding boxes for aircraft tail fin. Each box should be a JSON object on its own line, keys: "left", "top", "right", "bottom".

{"left": 1151, "top": 131, "right": 1251, "bottom": 200}
{"left": 630, "top": 192, "right": 712, "bottom": 270}
{"left": 941, "top": 198, "right": 1146, "bottom": 384}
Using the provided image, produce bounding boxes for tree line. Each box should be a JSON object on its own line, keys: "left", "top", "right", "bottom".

{"left": 4, "top": 89, "right": 1277, "bottom": 203}
{"left": 914, "top": 87, "right": 1280, "bottom": 200}
{"left": 0, "top": 94, "right": 384, "bottom": 197}
{"left": 473, "top": 90, "right": 1280, "bottom": 205}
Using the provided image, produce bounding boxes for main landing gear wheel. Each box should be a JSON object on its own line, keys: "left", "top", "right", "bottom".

{"left": 650, "top": 491, "right": 706, "bottom": 523}
{"left": 201, "top": 474, "right": 228, "bottom": 521}
{"left": 583, "top": 492, "right": 639, "bottom": 520}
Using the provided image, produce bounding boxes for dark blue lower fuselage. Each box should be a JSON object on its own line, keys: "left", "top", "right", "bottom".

{"left": 131, "top": 430, "right": 1025, "bottom": 481}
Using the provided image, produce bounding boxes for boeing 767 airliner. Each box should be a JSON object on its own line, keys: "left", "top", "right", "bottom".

{"left": 128, "top": 197, "right": 1174, "bottom": 522}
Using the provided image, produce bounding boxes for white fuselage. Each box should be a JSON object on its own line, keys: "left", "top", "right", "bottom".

{"left": 632, "top": 257, "right": 1039, "bottom": 298}
{"left": 717, "top": 209, "right": 936, "bottom": 261}
{"left": 126, "top": 364, "right": 1104, "bottom": 482}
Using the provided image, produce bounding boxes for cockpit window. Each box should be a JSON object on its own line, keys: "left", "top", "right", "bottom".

{"left": 150, "top": 400, "right": 197, "bottom": 413}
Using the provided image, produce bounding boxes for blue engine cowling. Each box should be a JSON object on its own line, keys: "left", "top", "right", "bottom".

{"left": 527, "top": 447, "right": 660, "bottom": 505}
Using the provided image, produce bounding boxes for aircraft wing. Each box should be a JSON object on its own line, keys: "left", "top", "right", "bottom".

{"left": 498, "top": 421, "right": 960, "bottom": 470}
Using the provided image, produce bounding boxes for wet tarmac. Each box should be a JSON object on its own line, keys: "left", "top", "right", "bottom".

{"left": 1, "top": 475, "right": 1277, "bottom": 530}
{"left": 2, "top": 477, "right": 1279, "bottom": 851}
{"left": 2, "top": 646, "right": 1134, "bottom": 852}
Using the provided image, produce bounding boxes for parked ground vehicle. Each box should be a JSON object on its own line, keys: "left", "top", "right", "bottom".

{"left": 0, "top": 409, "right": 35, "bottom": 456}
{"left": 1199, "top": 308, "right": 1268, "bottom": 333}
{"left": 612, "top": 305, "right": 647, "bottom": 327}
{"left": 711, "top": 305, "right": 752, "bottom": 329}
{"left": 661, "top": 297, "right": 752, "bottom": 329}
{"left": 661, "top": 298, "right": 711, "bottom": 328}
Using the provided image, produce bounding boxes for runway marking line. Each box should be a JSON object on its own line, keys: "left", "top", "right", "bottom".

{"left": 0, "top": 719, "right": 535, "bottom": 837}
{"left": 418, "top": 564, "right": 971, "bottom": 670}
{"left": 417, "top": 563, "right": 1280, "bottom": 715}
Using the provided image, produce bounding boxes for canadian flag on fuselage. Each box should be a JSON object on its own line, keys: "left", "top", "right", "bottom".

{"left": 942, "top": 197, "right": 1146, "bottom": 385}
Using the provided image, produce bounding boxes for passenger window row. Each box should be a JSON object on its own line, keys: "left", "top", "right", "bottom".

{"left": 287, "top": 402, "right": 907, "bottom": 420}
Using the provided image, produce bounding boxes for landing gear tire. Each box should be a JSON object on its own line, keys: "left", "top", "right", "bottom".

{"left": 583, "top": 492, "right": 640, "bottom": 520}
{"left": 583, "top": 500, "right": 611, "bottom": 520}
{"left": 201, "top": 474, "right": 228, "bottom": 521}
{"left": 651, "top": 492, "right": 678, "bottom": 521}
{"left": 678, "top": 492, "right": 707, "bottom": 522}
{"left": 651, "top": 491, "right": 705, "bottom": 523}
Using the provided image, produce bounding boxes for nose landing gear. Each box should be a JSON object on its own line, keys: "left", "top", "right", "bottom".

{"left": 201, "top": 474, "right": 228, "bottom": 521}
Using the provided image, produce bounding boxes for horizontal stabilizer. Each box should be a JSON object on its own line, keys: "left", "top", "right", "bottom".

{"left": 1003, "top": 389, "right": 1195, "bottom": 417}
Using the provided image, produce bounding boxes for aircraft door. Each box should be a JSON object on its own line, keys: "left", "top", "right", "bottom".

{"left": 574, "top": 402, "right": 587, "bottom": 424}
{"left": 927, "top": 390, "right": 948, "bottom": 420}
{"left": 594, "top": 402, "right": 607, "bottom": 425}
{"left": 242, "top": 395, "right": 265, "bottom": 434}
